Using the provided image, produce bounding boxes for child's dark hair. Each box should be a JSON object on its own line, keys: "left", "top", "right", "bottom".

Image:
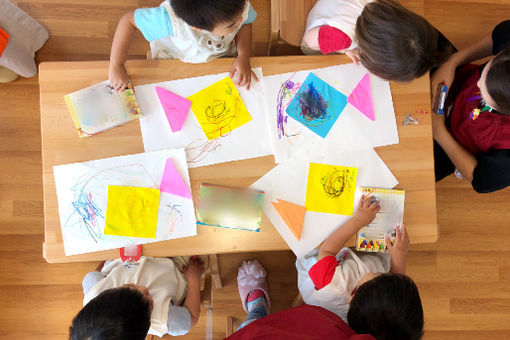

{"left": 486, "top": 46, "right": 510, "bottom": 115}
{"left": 356, "top": 0, "right": 453, "bottom": 82}
{"left": 347, "top": 273, "right": 424, "bottom": 340}
{"left": 171, "top": 0, "right": 246, "bottom": 31}
{"left": 69, "top": 286, "right": 151, "bottom": 340}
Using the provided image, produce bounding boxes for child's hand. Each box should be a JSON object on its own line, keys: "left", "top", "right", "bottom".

{"left": 386, "top": 225, "right": 409, "bottom": 259}
{"left": 183, "top": 256, "right": 205, "bottom": 286}
{"left": 352, "top": 195, "right": 380, "bottom": 228}
{"left": 345, "top": 48, "right": 360, "bottom": 66}
{"left": 430, "top": 58, "right": 457, "bottom": 107}
{"left": 108, "top": 63, "right": 130, "bottom": 92}
{"left": 230, "top": 55, "right": 259, "bottom": 90}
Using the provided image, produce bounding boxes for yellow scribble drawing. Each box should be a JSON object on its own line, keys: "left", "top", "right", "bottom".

{"left": 188, "top": 77, "right": 252, "bottom": 140}
{"left": 104, "top": 185, "right": 160, "bottom": 238}
{"left": 305, "top": 163, "right": 357, "bottom": 215}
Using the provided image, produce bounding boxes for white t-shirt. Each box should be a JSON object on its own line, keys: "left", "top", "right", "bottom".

{"left": 83, "top": 257, "right": 189, "bottom": 337}
{"left": 296, "top": 248, "right": 390, "bottom": 321}
{"left": 134, "top": 1, "right": 257, "bottom": 62}
{"left": 305, "top": 0, "right": 374, "bottom": 50}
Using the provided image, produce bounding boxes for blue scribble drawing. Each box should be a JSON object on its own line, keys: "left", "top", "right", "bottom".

{"left": 286, "top": 72, "right": 348, "bottom": 138}
{"left": 64, "top": 164, "right": 157, "bottom": 243}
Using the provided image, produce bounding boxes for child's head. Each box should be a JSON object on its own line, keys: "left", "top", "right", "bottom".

{"left": 478, "top": 46, "right": 510, "bottom": 115}
{"left": 171, "top": 0, "right": 247, "bottom": 36}
{"left": 356, "top": 0, "right": 450, "bottom": 82}
{"left": 347, "top": 273, "right": 424, "bottom": 340}
{"left": 69, "top": 284, "right": 153, "bottom": 340}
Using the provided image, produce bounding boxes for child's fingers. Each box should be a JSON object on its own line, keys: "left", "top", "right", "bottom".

{"left": 401, "top": 224, "right": 410, "bottom": 242}
{"left": 395, "top": 226, "right": 402, "bottom": 242}
{"left": 251, "top": 70, "right": 259, "bottom": 82}
{"left": 385, "top": 236, "right": 393, "bottom": 251}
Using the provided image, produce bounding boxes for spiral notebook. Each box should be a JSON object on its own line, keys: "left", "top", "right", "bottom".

{"left": 63, "top": 81, "right": 142, "bottom": 138}
{"left": 356, "top": 187, "right": 405, "bottom": 253}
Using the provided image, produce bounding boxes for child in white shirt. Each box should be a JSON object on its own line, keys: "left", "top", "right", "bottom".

{"left": 301, "top": 0, "right": 455, "bottom": 82}
{"left": 70, "top": 256, "right": 204, "bottom": 339}
{"left": 297, "top": 194, "right": 424, "bottom": 340}
{"left": 109, "top": 0, "right": 258, "bottom": 91}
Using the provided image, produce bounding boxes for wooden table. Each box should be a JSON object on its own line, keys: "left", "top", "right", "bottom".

{"left": 40, "top": 55, "right": 437, "bottom": 263}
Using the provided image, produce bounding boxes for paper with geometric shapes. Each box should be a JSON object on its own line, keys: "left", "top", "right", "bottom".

{"left": 348, "top": 73, "right": 375, "bottom": 121}
{"left": 305, "top": 163, "right": 357, "bottom": 216}
{"left": 272, "top": 199, "right": 306, "bottom": 240}
{"left": 251, "top": 148, "right": 398, "bottom": 258}
{"left": 262, "top": 64, "right": 398, "bottom": 163}
{"left": 155, "top": 86, "right": 191, "bottom": 132}
{"left": 286, "top": 73, "right": 347, "bottom": 138}
{"left": 104, "top": 186, "right": 160, "bottom": 238}
{"left": 135, "top": 69, "right": 272, "bottom": 168}
{"left": 160, "top": 158, "right": 192, "bottom": 199}
{"left": 53, "top": 148, "right": 197, "bottom": 256}
{"left": 188, "top": 77, "right": 252, "bottom": 140}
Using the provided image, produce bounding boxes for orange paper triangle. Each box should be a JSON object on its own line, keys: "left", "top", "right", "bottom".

{"left": 272, "top": 199, "right": 306, "bottom": 240}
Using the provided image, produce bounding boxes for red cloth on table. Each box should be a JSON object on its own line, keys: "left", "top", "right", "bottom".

{"left": 318, "top": 25, "right": 352, "bottom": 55}
{"left": 225, "top": 304, "right": 376, "bottom": 340}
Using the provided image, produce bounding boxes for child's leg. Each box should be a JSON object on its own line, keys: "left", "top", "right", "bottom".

{"left": 301, "top": 27, "right": 321, "bottom": 54}
{"left": 434, "top": 140, "right": 456, "bottom": 181}
{"left": 237, "top": 289, "right": 268, "bottom": 330}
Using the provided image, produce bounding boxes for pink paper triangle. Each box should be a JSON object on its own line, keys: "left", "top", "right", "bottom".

{"left": 348, "top": 73, "right": 375, "bottom": 121}
{"left": 155, "top": 86, "right": 192, "bottom": 132}
{"left": 159, "top": 158, "right": 192, "bottom": 199}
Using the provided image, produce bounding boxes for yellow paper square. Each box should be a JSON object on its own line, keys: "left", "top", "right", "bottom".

{"left": 305, "top": 163, "right": 357, "bottom": 215}
{"left": 188, "top": 77, "right": 252, "bottom": 140}
{"left": 104, "top": 185, "right": 160, "bottom": 238}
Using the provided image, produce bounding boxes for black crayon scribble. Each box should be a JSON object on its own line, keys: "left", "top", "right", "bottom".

{"left": 321, "top": 169, "right": 348, "bottom": 198}
{"left": 297, "top": 82, "right": 329, "bottom": 123}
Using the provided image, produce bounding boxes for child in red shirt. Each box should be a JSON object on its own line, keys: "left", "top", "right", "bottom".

{"left": 431, "top": 20, "right": 510, "bottom": 193}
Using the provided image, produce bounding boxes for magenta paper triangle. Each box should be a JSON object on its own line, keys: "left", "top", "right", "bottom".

{"left": 155, "top": 86, "right": 192, "bottom": 132}
{"left": 348, "top": 73, "right": 375, "bottom": 121}
{"left": 160, "top": 158, "right": 192, "bottom": 199}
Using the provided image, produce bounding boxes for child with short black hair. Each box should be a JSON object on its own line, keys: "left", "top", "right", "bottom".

{"left": 297, "top": 195, "right": 424, "bottom": 340}
{"left": 109, "top": 0, "right": 258, "bottom": 91}
{"left": 301, "top": 0, "right": 454, "bottom": 82}
{"left": 69, "top": 256, "right": 204, "bottom": 339}
{"left": 431, "top": 20, "right": 510, "bottom": 193}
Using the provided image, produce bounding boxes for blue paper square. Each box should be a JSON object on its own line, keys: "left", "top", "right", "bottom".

{"left": 286, "top": 73, "right": 348, "bottom": 138}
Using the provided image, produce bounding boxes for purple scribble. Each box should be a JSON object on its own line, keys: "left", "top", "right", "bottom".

{"left": 276, "top": 74, "right": 301, "bottom": 139}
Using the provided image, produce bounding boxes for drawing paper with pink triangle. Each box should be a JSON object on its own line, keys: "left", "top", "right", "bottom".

{"left": 348, "top": 73, "right": 375, "bottom": 121}
{"left": 155, "top": 86, "right": 192, "bottom": 132}
{"left": 159, "top": 158, "right": 192, "bottom": 199}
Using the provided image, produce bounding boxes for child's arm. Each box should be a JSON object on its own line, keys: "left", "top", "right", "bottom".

{"left": 318, "top": 195, "right": 380, "bottom": 261}
{"left": 182, "top": 256, "right": 205, "bottom": 328}
{"left": 230, "top": 24, "right": 258, "bottom": 90}
{"left": 385, "top": 225, "right": 410, "bottom": 275}
{"left": 432, "top": 113, "right": 478, "bottom": 181}
{"left": 109, "top": 11, "right": 138, "bottom": 92}
{"left": 431, "top": 34, "right": 493, "bottom": 104}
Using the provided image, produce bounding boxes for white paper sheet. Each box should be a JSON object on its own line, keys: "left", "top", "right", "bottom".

{"left": 135, "top": 68, "right": 273, "bottom": 168}
{"left": 53, "top": 149, "right": 197, "bottom": 256}
{"left": 262, "top": 64, "right": 398, "bottom": 163}
{"left": 251, "top": 148, "right": 398, "bottom": 258}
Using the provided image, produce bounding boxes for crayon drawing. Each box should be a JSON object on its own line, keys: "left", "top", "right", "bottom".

{"left": 188, "top": 77, "right": 252, "bottom": 140}
{"left": 53, "top": 149, "right": 197, "bottom": 256}
{"left": 286, "top": 73, "right": 347, "bottom": 138}
{"left": 305, "top": 163, "right": 357, "bottom": 215}
{"left": 276, "top": 73, "right": 302, "bottom": 140}
{"left": 104, "top": 186, "right": 160, "bottom": 238}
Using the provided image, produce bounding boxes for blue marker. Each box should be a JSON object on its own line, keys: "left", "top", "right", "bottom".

{"left": 436, "top": 84, "right": 448, "bottom": 116}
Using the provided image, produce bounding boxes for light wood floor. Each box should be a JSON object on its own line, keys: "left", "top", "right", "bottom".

{"left": 1, "top": 1, "right": 509, "bottom": 339}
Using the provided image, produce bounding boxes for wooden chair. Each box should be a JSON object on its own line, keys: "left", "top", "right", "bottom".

{"left": 268, "top": 0, "right": 318, "bottom": 55}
